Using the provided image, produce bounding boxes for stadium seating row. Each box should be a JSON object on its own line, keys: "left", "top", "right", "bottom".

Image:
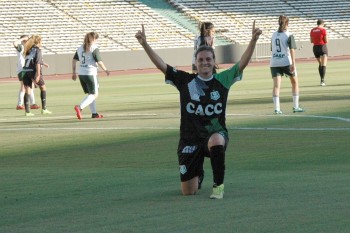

{"left": 169, "top": 0, "right": 350, "bottom": 43}
{"left": 0, "top": 0, "right": 350, "bottom": 56}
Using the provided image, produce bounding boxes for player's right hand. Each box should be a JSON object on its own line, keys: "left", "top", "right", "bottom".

{"left": 135, "top": 24, "right": 146, "bottom": 45}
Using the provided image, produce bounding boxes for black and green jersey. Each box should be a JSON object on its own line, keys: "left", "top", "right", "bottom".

{"left": 165, "top": 63, "right": 242, "bottom": 143}
{"left": 22, "top": 46, "right": 43, "bottom": 73}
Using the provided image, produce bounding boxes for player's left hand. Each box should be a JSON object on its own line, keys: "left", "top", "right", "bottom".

{"left": 252, "top": 20, "right": 262, "bottom": 41}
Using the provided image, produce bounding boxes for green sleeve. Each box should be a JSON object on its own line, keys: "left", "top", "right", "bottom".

{"left": 73, "top": 51, "right": 79, "bottom": 60}
{"left": 92, "top": 48, "right": 102, "bottom": 62}
{"left": 214, "top": 62, "right": 243, "bottom": 89}
{"left": 288, "top": 35, "right": 297, "bottom": 49}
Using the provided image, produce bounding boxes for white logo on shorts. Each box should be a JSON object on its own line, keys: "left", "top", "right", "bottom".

{"left": 179, "top": 165, "right": 187, "bottom": 175}
{"left": 182, "top": 145, "right": 197, "bottom": 154}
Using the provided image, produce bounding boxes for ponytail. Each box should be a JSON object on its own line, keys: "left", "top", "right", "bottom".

{"left": 83, "top": 32, "right": 99, "bottom": 52}
{"left": 23, "top": 35, "right": 42, "bottom": 56}
{"left": 278, "top": 15, "right": 289, "bottom": 32}
{"left": 199, "top": 22, "right": 214, "bottom": 46}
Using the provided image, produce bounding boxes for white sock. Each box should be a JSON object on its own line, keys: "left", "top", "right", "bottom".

{"left": 89, "top": 100, "right": 97, "bottom": 114}
{"left": 18, "top": 90, "right": 25, "bottom": 105}
{"left": 80, "top": 94, "right": 96, "bottom": 110}
{"left": 273, "top": 96, "right": 280, "bottom": 111}
{"left": 30, "top": 89, "right": 36, "bottom": 105}
{"left": 293, "top": 94, "right": 299, "bottom": 108}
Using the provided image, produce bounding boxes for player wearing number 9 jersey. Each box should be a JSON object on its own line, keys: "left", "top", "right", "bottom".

{"left": 270, "top": 15, "right": 303, "bottom": 115}
{"left": 72, "top": 32, "right": 109, "bottom": 120}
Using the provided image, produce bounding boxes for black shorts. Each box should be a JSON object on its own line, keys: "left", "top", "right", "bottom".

{"left": 270, "top": 66, "right": 296, "bottom": 78}
{"left": 313, "top": 45, "right": 328, "bottom": 58}
{"left": 177, "top": 133, "right": 228, "bottom": 182}
{"left": 79, "top": 75, "right": 98, "bottom": 94}
{"left": 22, "top": 71, "right": 45, "bottom": 88}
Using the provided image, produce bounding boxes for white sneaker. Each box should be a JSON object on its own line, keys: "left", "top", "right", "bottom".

{"left": 321, "top": 82, "right": 326, "bottom": 86}
{"left": 274, "top": 110, "right": 283, "bottom": 115}
{"left": 293, "top": 107, "right": 304, "bottom": 113}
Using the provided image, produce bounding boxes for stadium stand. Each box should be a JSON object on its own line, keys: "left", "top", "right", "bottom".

{"left": 1, "top": 0, "right": 350, "bottom": 57}
{"left": 0, "top": 0, "right": 195, "bottom": 56}
{"left": 169, "top": 0, "right": 350, "bottom": 44}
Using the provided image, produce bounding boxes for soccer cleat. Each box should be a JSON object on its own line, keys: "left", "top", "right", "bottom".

{"left": 16, "top": 105, "right": 25, "bottom": 110}
{"left": 274, "top": 110, "right": 283, "bottom": 115}
{"left": 198, "top": 171, "right": 204, "bottom": 190}
{"left": 320, "top": 82, "right": 326, "bottom": 86}
{"left": 92, "top": 113, "right": 104, "bottom": 118}
{"left": 25, "top": 112, "right": 35, "bottom": 117}
{"left": 41, "top": 109, "right": 52, "bottom": 115}
{"left": 74, "top": 105, "right": 82, "bottom": 120}
{"left": 293, "top": 107, "right": 304, "bottom": 113}
{"left": 30, "top": 104, "right": 41, "bottom": 109}
{"left": 210, "top": 184, "right": 224, "bottom": 199}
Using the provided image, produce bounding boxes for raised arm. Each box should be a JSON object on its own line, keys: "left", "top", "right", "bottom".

{"left": 239, "top": 20, "right": 262, "bottom": 72}
{"left": 13, "top": 37, "right": 26, "bottom": 49}
{"left": 135, "top": 24, "right": 167, "bottom": 74}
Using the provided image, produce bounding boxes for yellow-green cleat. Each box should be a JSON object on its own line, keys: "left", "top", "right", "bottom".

{"left": 41, "top": 109, "right": 52, "bottom": 115}
{"left": 210, "top": 184, "right": 224, "bottom": 199}
{"left": 25, "top": 112, "right": 35, "bottom": 117}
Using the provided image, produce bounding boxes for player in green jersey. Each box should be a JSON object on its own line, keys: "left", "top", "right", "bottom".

{"left": 136, "top": 21, "right": 262, "bottom": 199}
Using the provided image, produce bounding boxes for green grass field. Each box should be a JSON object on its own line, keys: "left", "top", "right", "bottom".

{"left": 1, "top": 60, "right": 350, "bottom": 233}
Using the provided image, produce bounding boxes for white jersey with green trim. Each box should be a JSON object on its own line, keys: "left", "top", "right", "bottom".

{"left": 75, "top": 44, "right": 100, "bottom": 75}
{"left": 15, "top": 44, "right": 25, "bottom": 74}
{"left": 270, "top": 30, "right": 296, "bottom": 67}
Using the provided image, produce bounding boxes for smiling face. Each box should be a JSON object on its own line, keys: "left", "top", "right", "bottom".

{"left": 195, "top": 49, "right": 215, "bottom": 79}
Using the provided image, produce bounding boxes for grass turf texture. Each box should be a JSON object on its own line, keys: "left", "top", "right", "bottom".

{"left": 1, "top": 60, "right": 350, "bottom": 232}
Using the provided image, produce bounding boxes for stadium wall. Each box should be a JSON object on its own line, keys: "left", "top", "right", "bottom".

{"left": 1, "top": 39, "right": 350, "bottom": 78}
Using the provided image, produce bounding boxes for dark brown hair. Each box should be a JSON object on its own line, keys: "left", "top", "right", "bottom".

{"left": 199, "top": 22, "right": 214, "bottom": 46}
{"left": 278, "top": 15, "right": 289, "bottom": 32}
{"left": 84, "top": 32, "right": 99, "bottom": 52}
{"left": 195, "top": 45, "right": 218, "bottom": 74}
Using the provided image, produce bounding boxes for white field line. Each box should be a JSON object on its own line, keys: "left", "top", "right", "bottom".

{"left": 1, "top": 127, "right": 350, "bottom": 131}
{"left": 0, "top": 113, "right": 349, "bottom": 131}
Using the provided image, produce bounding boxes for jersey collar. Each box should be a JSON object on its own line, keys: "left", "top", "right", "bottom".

{"left": 197, "top": 74, "right": 214, "bottom": 81}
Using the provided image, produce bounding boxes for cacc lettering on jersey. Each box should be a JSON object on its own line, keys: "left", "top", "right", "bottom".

{"left": 273, "top": 53, "right": 285, "bottom": 58}
{"left": 186, "top": 102, "right": 222, "bottom": 116}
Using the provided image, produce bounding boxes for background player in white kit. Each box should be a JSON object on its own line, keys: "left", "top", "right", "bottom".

{"left": 270, "top": 15, "right": 304, "bottom": 114}
{"left": 72, "top": 32, "right": 110, "bottom": 120}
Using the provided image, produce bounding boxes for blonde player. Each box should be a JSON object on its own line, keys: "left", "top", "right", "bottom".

{"left": 13, "top": 35, "right": 40, "bottom": 110}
